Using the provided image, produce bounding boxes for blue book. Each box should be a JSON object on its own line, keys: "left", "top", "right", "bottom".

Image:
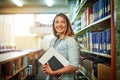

{"left": 95, "top": 32, "right": 97, "bottom": 52}
{"left": 101, "top": 31, "right": 106, "bottom": 53}
{"left": 104, "top": 0, "right": 108, "bottom": 16}
{"left": 93, "top": 2, "right": 97, "bottom": 22}
{"left": 96, "top": 1, "right": 100, "bottom": 21}
{"left": 102, "top": 0, "right": 105, "bottom": 18}
{"left": 104, "top": 30, "right": 107, "bottom": 53}
{"left": 92, "top": 32, "right": 95, "bottom": 52}
{"left": 99, "top": 0, "right": 105, "bottom": 19}
{"left": 96, "top": 32, "right": 98, "bottom": 52}
{"left": 105, "top": 28, "right": 111, "bottom": 55}
{"left": 107, "top": 0, "right": 111, "bottom": 15}
{"left": 97, "top": 32, "right": 102, "bottom": 53}
{"left": 26, "top": 56, "right": 29, "bottom": 66}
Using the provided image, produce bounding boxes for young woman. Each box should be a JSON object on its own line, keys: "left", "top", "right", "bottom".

{"left": 42, "top": 13, "right": 80, "bottom": 80}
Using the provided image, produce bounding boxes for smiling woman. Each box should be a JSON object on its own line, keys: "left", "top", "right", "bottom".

{"left": 42, "top": 13, "right": 80, "bottom": 80}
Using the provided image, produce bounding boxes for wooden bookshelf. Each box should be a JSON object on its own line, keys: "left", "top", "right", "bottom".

{"left": 76, "top": 15, "right": 111, "bottom": 35}
{"left": 76, "top": 68, "right": 91, "bottom": 80}
{"left": 0, "top": 49, "right": 16, "bottom": 54}
{"left": 80, "top": 49, "right": 111, "bottom": 58}
{"left": 71, "top": 0, "right": 98, "bottom": 23}
{"left": 69, "top": 0, "right": 115, "bottom": 79}
{"left": 0, "top": 49, "right": 44, "bottom": 80}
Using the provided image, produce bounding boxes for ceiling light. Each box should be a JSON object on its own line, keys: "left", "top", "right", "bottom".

{"left": 12, "top": 0, "right": 23, "bottom": 7}
{"left": 46, "top": 0, "right": 53, "bottom": 7}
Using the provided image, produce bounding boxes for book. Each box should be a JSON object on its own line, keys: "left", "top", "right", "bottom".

{"left": 105, "top": 28, "right": 111, "bottom": 54}
{"left": 98, "top": 63, "right": 111, "bottom": 80}
{"left": 39, "top": 47, "right": 69, "bottom": 79}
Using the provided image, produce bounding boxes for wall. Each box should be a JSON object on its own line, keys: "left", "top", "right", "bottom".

{"left": 41, "top": 35, "right": 54, "bottom": 50}
{"left": 15, "top": 36, "right": 38, "bottom": 50}
{"left": 15, "top": 35, "right": 53, "bottom": 51}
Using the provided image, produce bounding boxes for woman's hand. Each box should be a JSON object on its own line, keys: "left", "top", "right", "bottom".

{"left": 42, "top": 63, "right": 54, "bottom": 75}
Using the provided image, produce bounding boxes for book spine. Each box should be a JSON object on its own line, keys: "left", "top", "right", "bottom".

{"left": 99, "top": 0, "right": 102, "bottom": 19}
{"left": 90, "top": 31, "right": 93, "bottom": 51}
{"left": 87, "top": 7, "right": 93, "bottom": 25}
{"left": 104, "top": 0, "right": 108, "bottom": 16}
{"left": 97, "top": 31, "right": 102, "bottom": 53}
{"left": 96, "top": 1, "right": 99, "bottom": 21}
{"left": 26, "top": 56, "right": 29, "bottom": 66}
{"left": 101, "top": 30, "right": 107, "bottom": 53}
{"left": 92, "top": 32, "right": 95, "bottom": 52}
{"left": 105, "top": 28, "right": 111, "bottom": 55}
{"left": 107, "top": 0, "right": 111, "bottom": 15}
{"left": 93, "top": 2, "right": 97, "bottom": 22}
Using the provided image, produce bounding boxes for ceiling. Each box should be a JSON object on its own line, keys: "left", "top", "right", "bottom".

{"left": 0, "top": 0, "right": 71, "bottom": 14}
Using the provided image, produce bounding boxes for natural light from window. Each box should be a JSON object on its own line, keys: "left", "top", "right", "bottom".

{"left": 36, "top": 14, "right": 56, "bottom": 24}
{"left": 14, "top": 14, "right": 56, "bottom": 36}
{"left": 14, "top": 14, "right": 34, "bottom": 36}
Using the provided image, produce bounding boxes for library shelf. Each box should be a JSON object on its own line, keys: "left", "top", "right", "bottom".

{"left": 76, "top": 15, "right": 111, "bottom": 35}
{"left": 0, "top": 49, "right": 44, "bottom": 80}
{"left": 71, "top": 0, "right": 98, "bottom": 23}
{"left": 80, "top": 49, "right": 111, "bottom": 58}
{"left": 6, "top": 66, "right": 27, "bottom": 80}
{"left": 71, "top": 0, "right": 87, "bottom": 23}
{"left": 76, "top": 68, "right": 91, "bottom": 80}
{"left": 0, "top": 49, "right": 16, "bottom": 54}
{"left": 69, "top": 0, "right": 114, "bottom": 79}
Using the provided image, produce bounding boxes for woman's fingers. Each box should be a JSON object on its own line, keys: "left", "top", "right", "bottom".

{"left": 42, "top": 63, "right": 48, "bottom": 73}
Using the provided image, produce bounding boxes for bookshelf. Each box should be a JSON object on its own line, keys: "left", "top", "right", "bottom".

{"left": 69, "top": 0, "right": 115, "bottom": 80}
{"left": 75, "top": 15, "right": 111, "bottom": 35}
{"left": 0, "top": 49, "right": 44, "bottom": 80}
{"left": 0, "top": 49, "right": 16, "bottom": 54}
{"left": 71, "top": 0, "right": 98, "bottom": 23}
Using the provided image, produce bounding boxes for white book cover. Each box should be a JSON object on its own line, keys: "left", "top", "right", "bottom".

{"left": 39, "top": 47, "right": 69, "bottom": 79}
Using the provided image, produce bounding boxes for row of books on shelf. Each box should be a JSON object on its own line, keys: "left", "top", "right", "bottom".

{"left": 72, "top": 0, "right": 111, "bottom": 32}
{"left": 13, "top": 65, "right": 32, "bottom": 80}
{"left": 79, "top": 55, "right": 111, "bottom": 80}
{"left": 78, "top": 28, "right": 111, "bottom": 55}
{"left": 74, "top": 0, "right": 86, "bottom": 13}
{"left": 70, "top": 0, "right": 86, "bottom": 22}
{"left": 0, "top": 46, "right": 16, "bottom": 51}
{"left": 1, "top": 55, "right": 31, "bottom": 80}
{"left": 93, "top": 0, "right": 111, "bottom": 22}
{"left": 80, "top": 6, "right": 93, "bottom": 28}
{"left": 72, "top": 19, "right": 81, "bottom": 33}
{"left": 72, "top": 6, "right": 93, "bottom": 32}
{"left": 1, "top": 65, "right": 33, "bottom": 80}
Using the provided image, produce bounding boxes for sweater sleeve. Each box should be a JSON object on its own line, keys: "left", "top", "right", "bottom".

{"left": 66, "top": 37, "right": 80, "bottom": 68}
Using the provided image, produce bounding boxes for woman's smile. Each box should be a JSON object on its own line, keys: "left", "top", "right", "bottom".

{"left": 54, "top": 16, "right": 67, "bottom": 34}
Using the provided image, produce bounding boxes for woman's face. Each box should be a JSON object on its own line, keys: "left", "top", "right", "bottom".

{"left": 54, "top": 16, "right": 67, "bottom": 35}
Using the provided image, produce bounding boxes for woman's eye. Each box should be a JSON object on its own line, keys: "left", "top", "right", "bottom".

{"left": 55, "top": 21, "right": 58, "bottom": 23}
{"left": 55, "top": 20, "right": 65, "bottom": 24}
{"left": 62, "top": 21, "right": 65, "bottom": 23}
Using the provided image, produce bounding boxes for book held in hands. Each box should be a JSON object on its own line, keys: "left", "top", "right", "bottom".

{"left": 39, "top": 47, "right": 69, "bottom": 79}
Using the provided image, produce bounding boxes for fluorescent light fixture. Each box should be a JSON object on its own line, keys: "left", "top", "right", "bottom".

{"left": 46, "top": 0, "right": 53, "bottom": 7}
{"left": 12, "top": 0, "right": 23, "bottom": 7}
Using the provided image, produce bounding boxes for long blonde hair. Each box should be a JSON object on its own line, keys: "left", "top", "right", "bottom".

{"left": 52, "top": 13, "right": 78, "bottom": 41}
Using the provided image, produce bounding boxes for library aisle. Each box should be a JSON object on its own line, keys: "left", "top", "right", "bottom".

{"left": 31, "top": 63, "right": 47, "bottom": 80}
{"left": 0, "top": 0, "right": 120, "bottom": 80}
